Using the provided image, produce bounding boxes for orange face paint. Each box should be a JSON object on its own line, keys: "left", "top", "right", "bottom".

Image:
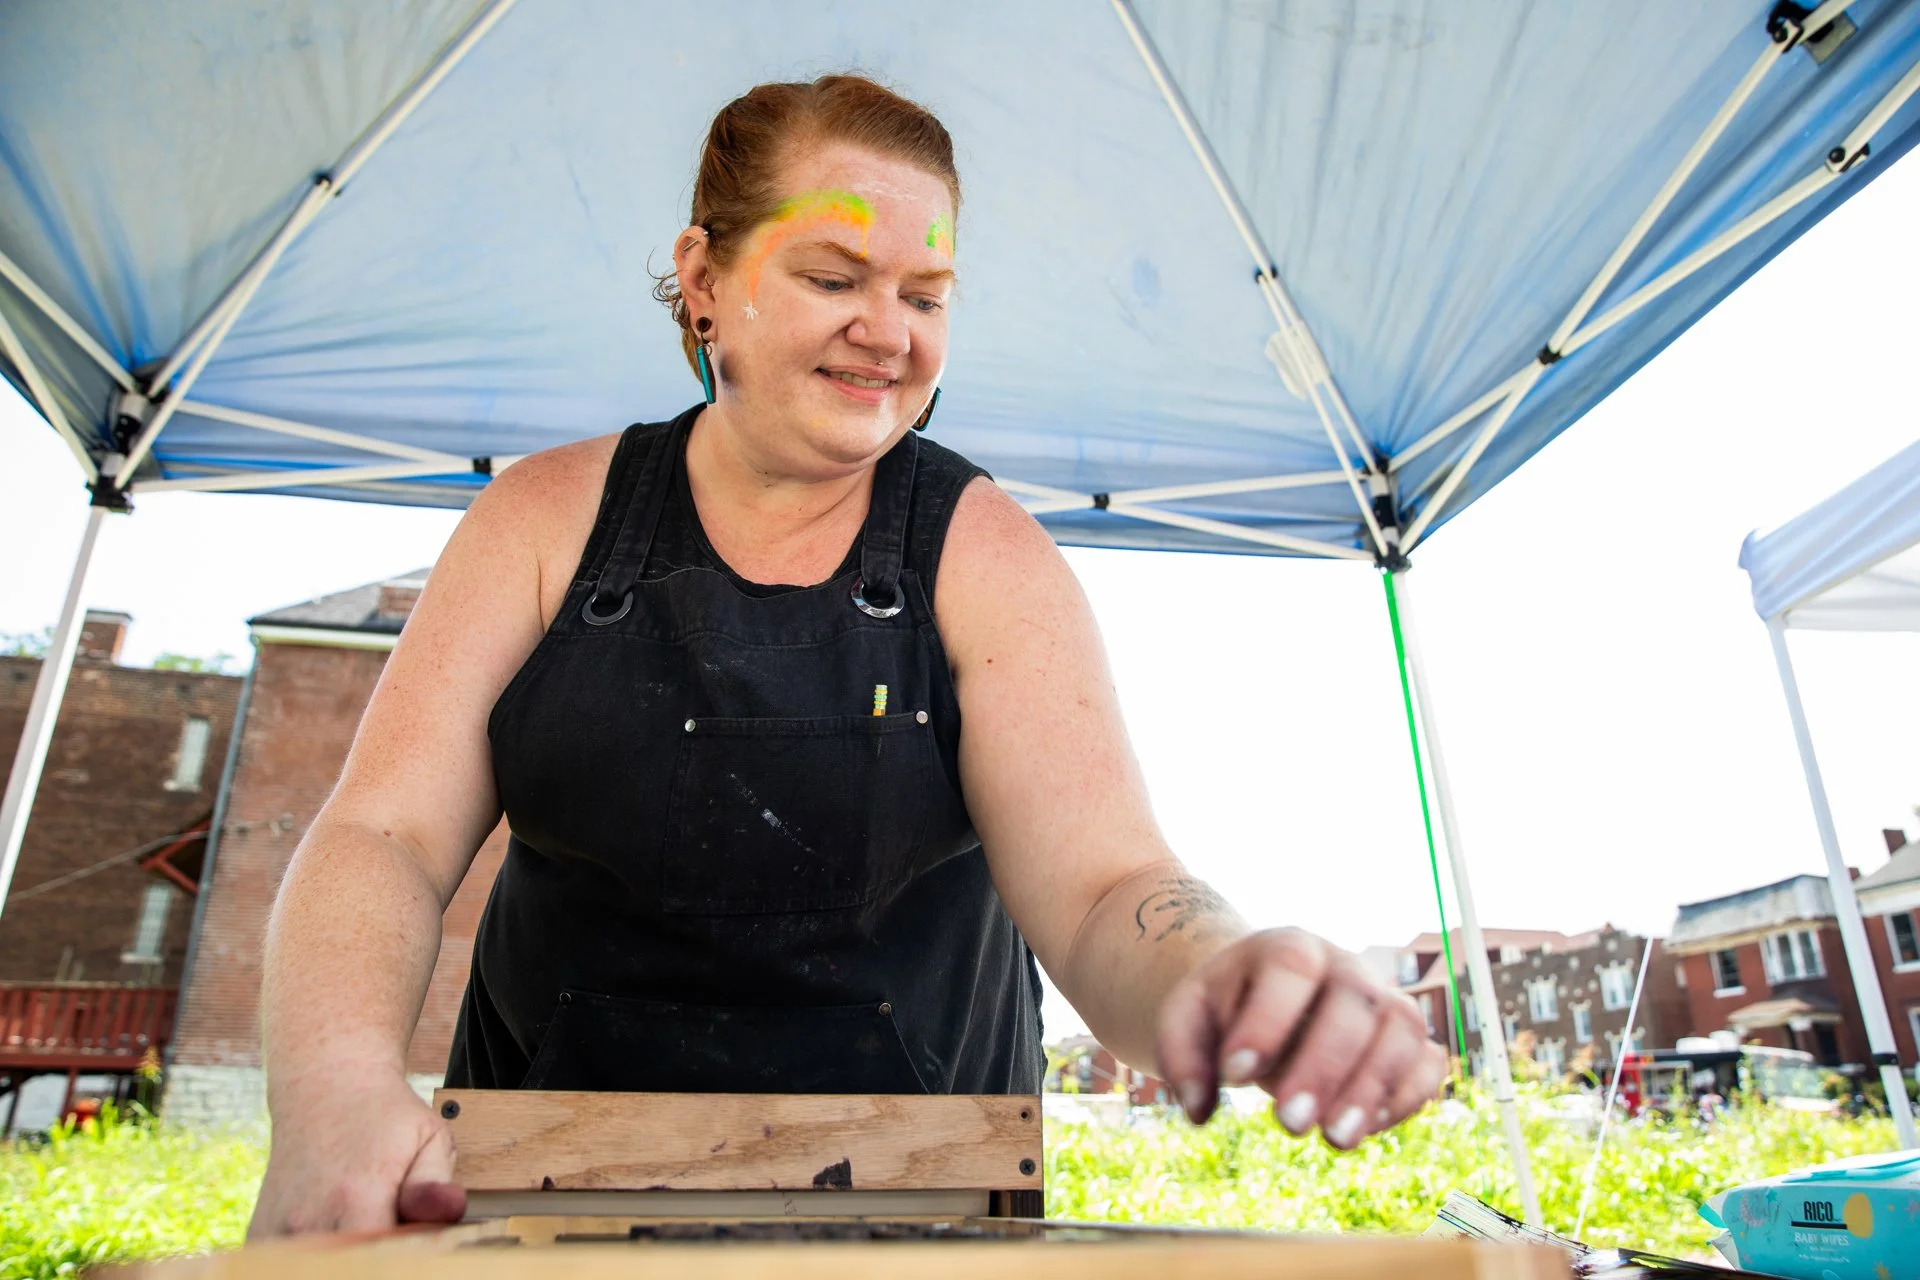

{"left": 739, "top": 189, "right": 875, "bottom": 317}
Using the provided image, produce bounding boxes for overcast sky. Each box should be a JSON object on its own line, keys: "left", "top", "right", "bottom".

{"left": 4, "top": 156, "right": 1917, "bottom": 1040}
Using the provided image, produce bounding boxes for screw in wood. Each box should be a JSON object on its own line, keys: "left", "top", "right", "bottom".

{"left": 441, "top": 1100, "right": 460, "bottom": 1119}
{"left": 1019, "top": 1158, "right": 1036, "bottom": 1175}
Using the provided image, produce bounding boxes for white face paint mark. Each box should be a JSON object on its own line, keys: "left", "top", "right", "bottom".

{"left": 742, "top": 302, "right": 760, "bottom": 320}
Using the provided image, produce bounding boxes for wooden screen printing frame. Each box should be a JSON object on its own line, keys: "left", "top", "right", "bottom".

{"left": 103, "top": 1092, "right": 1570, "bottom": 1280}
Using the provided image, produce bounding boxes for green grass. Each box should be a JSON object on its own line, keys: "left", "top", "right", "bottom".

{"left": 0, "top": 1089, "right": 1897, "bottom": 1275}
{"left": 0, "top": 1106, "right": 263, "bottom": 1279}
{"left": 1044, "top": 1085, "right": 1897, "bottom": 1257}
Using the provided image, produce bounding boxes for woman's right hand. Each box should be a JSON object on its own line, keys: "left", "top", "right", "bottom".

{"left": 247, "top": 1069, "right": 466, "bottom": 1239}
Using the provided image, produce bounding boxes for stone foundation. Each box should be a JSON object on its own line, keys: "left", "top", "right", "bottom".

{"left": 160, "top": 1065, "right": 446, "bottom": 1126}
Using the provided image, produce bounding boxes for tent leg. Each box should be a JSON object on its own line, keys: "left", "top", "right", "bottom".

{"left": 0, "top": 506, "right": 109, "bottom": 919}
{"left": 1766, "top": 618, "right": 1917, "bottom": 1149}
{"left": 1392, "top": 570, "right": 1546, "bottom": 1226}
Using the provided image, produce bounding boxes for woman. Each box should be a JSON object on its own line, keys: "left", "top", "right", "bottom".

{"left": 250, "top": 75, "right": 1445, "bottom": 1237}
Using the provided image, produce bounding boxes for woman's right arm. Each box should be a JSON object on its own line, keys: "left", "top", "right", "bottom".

{"left": 249, "top": 440, "right": 606, "bottom": 1238}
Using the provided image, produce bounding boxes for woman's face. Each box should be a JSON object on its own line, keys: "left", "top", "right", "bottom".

{"left": 679, "top": 143, "right": 955, "bottom": 473}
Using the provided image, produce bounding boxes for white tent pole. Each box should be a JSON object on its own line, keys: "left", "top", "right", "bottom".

{"left": 0, "top": 507, "right": 110, "bottom": 917}
{"left": 1392, "top": 569, "right": 1544, "bottom": 1226}
{"left": 148, "top": 0, "right": 524, "bottom": 395}
{"left": 126, "top": 0, "right": 524, "bottom": 479}
{"left": 0, "top": 248, "right": 134, "bottom": 390}
{"left": 175, "top": 399, "right": 470, "bottom": 465}
{"left": 1765, "top": 617, "right": 1918, "bottom": 1149}
{"left": 1103, "top": 502, "right": 1374, "bottom": 560}
{"left": 0, "top": 296, "right": 98, "bottom": 480}
{"left": 138, "top": 458, "right": 471, "bottom": 494}
{"left": 1108, "top": 0, "right": 1390, "bottom": 557}
{"left": 1573, "top": 933, "right": 1655, "bottom": 1237}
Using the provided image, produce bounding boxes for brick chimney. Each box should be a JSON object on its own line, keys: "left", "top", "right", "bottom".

{"left": 374, "top": 578, "right": 425, "bottom": 622}
{"left": 1885, "top": 828, "right": 1909, "bottom": 855}
{"left": 76, "top": 610, "right": 131, "bottom": 663}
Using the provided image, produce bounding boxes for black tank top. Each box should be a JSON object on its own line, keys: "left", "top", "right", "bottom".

{"left": 444, "top": 405, "right": 1045, "bottom": 1094}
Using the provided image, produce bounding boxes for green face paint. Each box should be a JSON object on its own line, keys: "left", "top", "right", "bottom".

{"left": 739, "top": 189, "right": 876, "bottom": 315}
{"left": 926, "top": 213, "right": 955, "bottom": 257}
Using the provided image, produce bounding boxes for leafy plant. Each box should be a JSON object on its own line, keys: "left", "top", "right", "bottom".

{"left": 1045, "top": 1081, "right": 1896, "bottom": 1258}
{"left": 0, "top": 1104, "right": 264, "bottom": 1279}
{"left": 0, "top": 629, "right": 50, "bottom": 659}
{"left": 151, "top": 652, "right": 238, "bottom": 675}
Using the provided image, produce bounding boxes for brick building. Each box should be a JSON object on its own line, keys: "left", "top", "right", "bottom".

{"left": 1397, "top": 927, "right": 1578, "bottom": 1061}
{"left": 0, "top": 611, "right": 242, "bottom": 1121}
{"left": 1665, "top": 874, "right": 1877, "bottom": 1066}
{"left": 1398, "top": 926, "right": 1688, "bottom": 1079}
{"left": 163, "top": 574, "right": 507, "bottom": 1123}
{"left": 1851, "top": 829, "right": 1920, "bottom": 1067}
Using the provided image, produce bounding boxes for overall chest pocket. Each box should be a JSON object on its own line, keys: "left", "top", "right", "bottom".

{"left": 662, "top": 713, "right": 935, "bottom": 915}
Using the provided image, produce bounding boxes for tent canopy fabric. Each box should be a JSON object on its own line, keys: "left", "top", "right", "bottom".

{"left": 4, "top": 0, "right": 1920, "bottom": 559}
{"left": 1741, "top": 439, "right": 1920, "bottom": 630}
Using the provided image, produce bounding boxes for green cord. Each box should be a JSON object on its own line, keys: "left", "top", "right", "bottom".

{"left": 1381, "top": 569, "right": 1469, "bottom": 1065}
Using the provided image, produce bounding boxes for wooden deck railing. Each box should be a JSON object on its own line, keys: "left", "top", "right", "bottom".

{"left": 0, "top": 983, "right": 176, "bottom": 1072}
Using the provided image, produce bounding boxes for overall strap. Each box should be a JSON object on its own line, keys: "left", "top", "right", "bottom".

{"left": 582, "top": 408, "right": 694, "bottom": 626}
{"left": 854, "top": 430, "right": 920, "bottom": 617}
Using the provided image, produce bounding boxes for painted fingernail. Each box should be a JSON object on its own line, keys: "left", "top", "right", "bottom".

{"left": 1222, "top": 1049, "right": 1259, "bottom": 1084}
{"left": 1327, "top": 1105, "right": 1366, "bottom": 1148}
{"left": 1278, "top": 1092, "right": 1317, "bottom": 1134}
{"left": 1180, "top": 1082, "right": 1210, "bottom": 1119}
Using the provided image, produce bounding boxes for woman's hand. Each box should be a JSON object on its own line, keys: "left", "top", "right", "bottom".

{"left": 1155, "top": 927, "right": 1449, "bottom": 1148}
{"left": 247, "top": 1069, "right": 465, "bottom": 1239}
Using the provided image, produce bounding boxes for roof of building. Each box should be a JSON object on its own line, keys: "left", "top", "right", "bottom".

{"left": 1401, "top": 928, "right": 1583, "bottom": 955}
{"left": 1667, "top": 875, "right": 1833, "bottom": 952}
{"left": 1855, "top": 843, "right": 1920, "bottom": 894}
{"left": 249, "top": 571, "right": 430, "bottom": 635}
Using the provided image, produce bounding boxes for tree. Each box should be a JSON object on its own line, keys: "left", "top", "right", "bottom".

{"left": 0, "top": 627, "right": 51, "bottom": 658}
{"left": 152, "top": 652, "right": 238, "bottom": 674}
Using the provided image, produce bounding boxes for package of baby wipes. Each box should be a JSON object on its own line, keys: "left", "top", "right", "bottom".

{"left": 1700, "top": 1149, "right": 1919, "bottom": 1280}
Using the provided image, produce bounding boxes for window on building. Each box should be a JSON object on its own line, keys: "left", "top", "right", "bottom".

{"left": 1674, "top": 964, "right": 1687, "bottom": 988}
{"left": 1468, "top": 1048, "right": 1483, "bottom": 1078}
{"left": 1499, "top": 945, "right": 1523, "bottom": 964}
{"left": 1599, "top": 962, "right": 1633, "bottom": 1010}
{"left": 1526, "top": 976, "right": 1558, "bottom": 1022}
{"left": 1418, "top": 992, "right": 1435, "bottom": 1036}
{"left": 1536, "top": 1038, "right": 1566, "bottom": 1076}
{"left": 1571, "top": 1002, "right": 1593, "bottom": 1044}
{"left": 1603, "top": 1029, "right": 1623, "bottom": 1062}
{"left": 1398, "top": 952, "right": 1420, "bottom": 985}
{"left": 1762, "top": 929, "right": 1824, "bottom": 983}
{"left": 1887, "top": 912, "right": 1920, "bottom": 969}
{"left": 1909, "top": 1007, "right": 1920, "bottom": 1058}
{"left": 1712, "top": 949, "right": 1744, "bottom": 993}
{"left": 122, "top": 884, "right": 176, "bottom": 964}
{"left": 1463, "top": 993, "right": 1479, "bottom": 1033}
{"left": 165, "top": 717, "right": 212, "bottom": 792}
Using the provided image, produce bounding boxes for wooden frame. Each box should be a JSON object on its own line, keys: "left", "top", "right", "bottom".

{"left": 100, "top": 1092, "right": 1571, "bottom": 1279}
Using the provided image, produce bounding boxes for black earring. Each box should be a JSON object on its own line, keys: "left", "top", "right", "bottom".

{"left": 911, "top": 386, "right": 940, "bottom": 432}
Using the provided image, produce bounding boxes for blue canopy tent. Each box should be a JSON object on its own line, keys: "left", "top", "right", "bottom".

{"left": 6, "top": 0, "right": 1920, "bottom": 1207}
{"left": 1741, "top": 441, "right": 1920, "bottom": 1148}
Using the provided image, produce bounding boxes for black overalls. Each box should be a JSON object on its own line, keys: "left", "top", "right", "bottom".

{"left": 445, "top": 406, "right": 1044, "bottom": 1095}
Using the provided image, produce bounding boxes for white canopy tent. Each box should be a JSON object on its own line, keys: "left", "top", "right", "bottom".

{"left": 1741, "top": 439, "right": 1920, "bottom": 1148}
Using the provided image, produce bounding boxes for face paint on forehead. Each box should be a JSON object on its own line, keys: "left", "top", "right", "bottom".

{"left": 739, "top": 189, "right": 875, "bottom": 317}
{"left": 926, "top": 214, "right": 954, "bottom": 257}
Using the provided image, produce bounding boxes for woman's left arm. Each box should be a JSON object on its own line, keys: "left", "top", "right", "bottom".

{"left": 936, "top": 479, "right": 1446, "bottom": 1145}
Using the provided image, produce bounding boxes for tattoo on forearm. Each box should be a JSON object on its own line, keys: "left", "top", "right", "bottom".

{"left": 1133, "top": 875, "right": 1233, "bottom": 944}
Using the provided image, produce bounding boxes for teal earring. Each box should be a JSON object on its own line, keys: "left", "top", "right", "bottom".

{"left": 911, "top": 386, "right": 940, "bottom": 432}
{"left": 694, "top": 317, "right": 716, "bottom": 404}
